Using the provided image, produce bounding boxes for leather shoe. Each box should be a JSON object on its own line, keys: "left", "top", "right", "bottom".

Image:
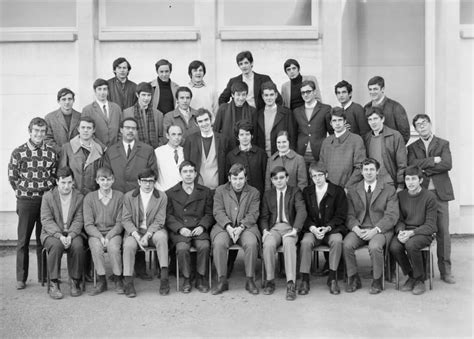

{"left": 159, "top": 279, "right": 170, "bottom": 295}
{"left": 297, "top": 280, "right": 310, "bottom": 295}
{"left": 89, "top": 277, "right": 107, "bottom": 296}
{"left": 263, "top": 280, "right": 275, "bottom": 295}
{"left": 412, "top": 280, "right": 426, "bottom": 295}
{"left": 70, "top": 279, "right": 82, "bottom": 297}
{"left": 136, "top": 271, "right": 153, "bottom": 281}
{"left": 49, "top": 282, "right": 64, "bottom": 300}
{"left": 441, "top": 275, "right": 456, "bottom": 284}
{"left": 345, "top": 274, "right": 362, "bottom": 293}
{"left": 369, "top": 278, "right": 383, "bottom": 294}
{"left": 211, "top": 279, "right": 229, "bottom": 295}
{"left": 286, "top": 281, "right": 296, "bottom": 301}
{"left": 182, "top": 278, "right": 192, "bottom": 293}
{"left": 245, "top": 279, "right": 259, "bottom": 295}
{"left": 329, "top": 280, "right": 340, "bottom": 295}
{"left": 196, "top": 276, "right": 209, "bottom": 293}
{"left": 114, "top": 277, "right": 125, "bottom": 294}
{"left": 124, "top": 282, "right": 136, "bottom": 298}
{"left": 401, "top": 277, "right": 416, "bottom": 292}
{"left": 84, "top": 272, "right": 93, "bottom": 283}
{"left": 16, "top": 281, "right": 26, "bottom": 290}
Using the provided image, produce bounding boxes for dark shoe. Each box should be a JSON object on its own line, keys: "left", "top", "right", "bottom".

{"left": 286, "top": 281, "right": 296, "bottom": 301}
{"left": 263, "top": 280, "right": 275, "bottom": 295}
{"left": 345, "top": 274, "right": 362, "bottom": 293}
{"left": 441, "top": 275, "right": 456, "bottom": 284}
{"left": 136, "top": 271, "right": 153, "bottom": 281}
{"left": 412, "top": 280, "right": 426, "bottom": 295}
{"left": 196, "top": 276, "right": 209, "bottom": 293}
{"left": 159, "top": 279, "right": 170, "bottom": 295}
{"left": 89, "top": 276, "right": 107, "bottom": 296}
{"left": 84, "top": 272, "right": 93, "bottom": 283}
{"left": 49, "top": 282, "right": 64, "bottom": 300}
{"left": 245, "top": 279, "right": 259, "bottom": 295}
{"left": 16, "top": 281, "right": 26, "bottom": 290}
{"left": 298, "top": 280, "right": 310, "bottom": 295}
{"left": 329, "top": 280, "right": 340, "bottom": 295}
{"left": 114, "top": 277, "right": 125, "bottom": 294}
{"left": 182, "top": 278, "right": 192, "bottom": 293}
{"left": 124, "top": 281, "right": 136, "bottom": 298}
{"left": 401, "top": 277, "right": 416, "bottom": 292}
{"left": 369, "top": 278, "right": 383, "bottom": 294}
{"left": 70, "top": 279, "right": 82, "bottom": 297}
{"left": 211, "top": 278, "right": 229, "bottom": 295}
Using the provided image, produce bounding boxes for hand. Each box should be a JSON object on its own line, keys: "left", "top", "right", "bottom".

{"left": 233, "top": 226, "right": 244, "bottom": 241}
{"left": 315, "top": 227, "right": 325, "bottom": 240}
{"left": 100, "top": 237, "right": 107, "bottom": 247}
{"left": 282, "top": 228, "right": 297, "bottom": 239}
{"left": 139, "top": 235, "right": 149, "bottom": 248}
{"left": 309, "top": 226, "right": 318, "bottom": 236}
{"left": 59, "top": 235, "right": 69, "bottom": 248}
{"left": 434, "top": 156, "right": 441, "bottom": 164}
{"left": 344, "top": 122, "right": 352, "bottom": 131}
{"left": 396, "top": 187, "right": 404, "bottom": 193}
{"left": 180, "top": 227, "right": 192, "bottom": 237}
{"left": 191, "top": 226, "right": 204, "bottom": 237}
{"left": 398, "top": 230, "right": 414, "bottom": 244}
{"left": 352, "top": 226, "right": 364, "bottom": 238}
{"left": 226, "top": 225, "right": 237, "bottom": 243}
{"left": 361, "top": 228, "right": 378, "bottom": 241}
{"left": 132, "top": 231, "right": 145, "bottom": 251}
{"left": 262, "top": 229, "right": 271, "bottom": 243}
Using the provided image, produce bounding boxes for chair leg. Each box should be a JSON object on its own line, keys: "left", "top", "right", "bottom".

{"left": 93, "top": 261, "right": 97, "bottom": 288}
{"left": 395, "top": 263, "right": 399, "bottom": 290}
{"left": 176, "top": 252, "right": 179, "bottom": 292}
{"left": 429, "top": 250, "right": 433, "bottom": 290}
{"left": 208, "top": 256, "right": 212, "bottom": 289}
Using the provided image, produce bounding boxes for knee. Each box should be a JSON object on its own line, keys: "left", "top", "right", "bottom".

{"left": 368, "top": 242, "right": 383, "bottom": 253}
{"left": 329, "top": 234, "right": 343, "bottom": 247}
{"left": 107, "top": 241, "right": 121, "bottom": 255}
{"left": 154, "top": 230, "right": 168, "bottom": 243}
{"left": 176, "top": 242, "right": 190, "bottom": 255}
{"left": 263, "top": 239, "right": 276, "bottom": 251}
{"left": 123, "top": 238, "right": 136, "bottom": 253}
{"left": 404, "top": 239, "right": 420, "bottom": 253}
{"left": 196, "top": 241, "right": 210, "bottom": 252}
{"left": 300, "top": 238, "right": 312, "bottom": 250}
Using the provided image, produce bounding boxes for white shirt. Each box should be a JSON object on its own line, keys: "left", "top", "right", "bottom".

{"left": 276, "top": 187, "right": 288, "bottom": 223}
{"left": 123, "top": 140, "right": 135, "bottom": 154}
{"left": 341, "top": 100, "right": 353, "bottom": 109}
{"left": 243, "top": 72, "right": 255, "bottom": 108}
{"left": 315, "top": 183, "right": 328, "bottom": 206}
{"left": 334, "top": 128, "right": 347, "bottom": 138}
{"left": 96, "top": 100, "right": 109, "bottom": 117}
{"left": 154, "top": 144, "right": 184, "bottom": 191}
{"left": 364, "top": 181, "right": 377, "bottom": 193}
{"left": 139, "top": 190, "right": 153, "bottom": 230}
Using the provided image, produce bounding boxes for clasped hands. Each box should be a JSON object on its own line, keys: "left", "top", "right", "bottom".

{"left": 131, "top": 231, "right": 152, "bottom": 251}
{"left": 309, "top": 225, "right": 331, "bottom": 240}
{"left": 353, "top": 226, "right": 378, "bottom": 241}
{"left": 397, "top": 230, "right": 414, "bottom": 244}
{"left": 59, "top": 235, "right": 72, "bottom": 249}
{"left": 180, "top": 226, "right": 204, "bottom": 238}
{"left": 226, "top": 225, "right": 244, "bottom": 243}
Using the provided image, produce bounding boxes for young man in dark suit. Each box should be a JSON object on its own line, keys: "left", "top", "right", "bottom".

{"left": 107, "top": 57, "right": 137, "bottom": 111}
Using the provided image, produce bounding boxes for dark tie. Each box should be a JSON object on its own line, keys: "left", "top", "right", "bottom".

{"left": 103, "top": 105, "right": 108, "bottom": 119}
{"left": 367, "top": 185, "right": 372, "bottom": 193}
{"left": 278, "top": 191, "right": 284, "bottom": 223}
{"left": 127, "top": 144, "right": 132, "bottom": 159}
{"left": 174, "top": 149, "right": 179, "bottom": 164}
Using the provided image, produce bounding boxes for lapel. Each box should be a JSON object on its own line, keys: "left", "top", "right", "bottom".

{"left": 54, "top": 109, "right": 69, "bottom": 133}
{"left": 53, "top": 189, "right": 78, "bottom": 228}
{"left": 183, "top": 185, "right": 203, "bottom": 207}
{"left": 309, "top": 102, "right": 322, "bottom": 121}
{"left": 272, "top": 108, "right": 284, "bottom": 131}
{"left": 284, "top": 187, "right": 291, "bottom": 218}
{"left": 52, "top": 189, "right": 64, "bottom": 228}
{"left": 356, "top": 182, "right": 367, "bottom": 211}
{"left": 128, "top": 142, "right": 140, "bottom": 163}
{"left": 370, "top": 181, "right": 383, "bottom": 206}
{"left": 308, "top": 186, "right": 320, "bottom": 216}
{"left": 69, "top": 111, "right": 80, "bottom": 137}
{"left": 92, "top": 102, "right": 108, "bottom": 124}
{"left": 427, "top": 136, "right": 439, "bottom": 156}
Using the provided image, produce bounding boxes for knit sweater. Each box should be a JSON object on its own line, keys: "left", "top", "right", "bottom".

{"left": 83, "top": 190, "right": 124, "bottom": 239}
{"left": 395, "top": 188, "right": 437, "bottom": 235}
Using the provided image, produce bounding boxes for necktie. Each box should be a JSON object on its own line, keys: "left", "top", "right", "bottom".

{"left": 127, "top": 144, "right": 132, "bottom": 159}
{"left": 278, "top": 191, "right": 284, "bottom": 223}
{"left": 174, "top": 149, "right": 179, "bottom": 164}
{"left": 368, "top": 185, "right": 372, "bottom": 193}
{"left": 103, "top": 105, "right": 108, "bottom": 119}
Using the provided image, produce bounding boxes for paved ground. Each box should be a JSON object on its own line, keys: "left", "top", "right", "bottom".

{"left": 0, "top": 237, "right": 472, "bottom": 338}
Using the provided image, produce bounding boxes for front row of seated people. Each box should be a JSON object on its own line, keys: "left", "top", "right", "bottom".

{"left": 40, "top": 157, "right": 437, "bottom": 300}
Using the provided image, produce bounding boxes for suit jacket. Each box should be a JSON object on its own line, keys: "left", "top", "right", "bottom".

{"left": 44, "top": 108, "right": 81, "bottom": 154}
{"left": 214, "top": 101, "right": 256, "bottom": 149}
{"left": 342, "top": 101, "right": 371, "bottom": 136}
{"left": 107, "top": 77, "right": 137, "bottom": 111}
{"left": 82, "top": 101, "right": 122, "bottom": 147}
{"left": 40, "top": 188, "right": 84, "bottom": 244}
{"left": 218, "top": 72, "right": 283, "bottom": 111}
{"left": 254, "top": 104, "right": 297, "bottom": 155}
{"left": 103, "top": 140, "right": 158, "bottom": 193}
{"left": 346, "top": 180, "right": 399, "bottom": 233}
{"left": 211, "top": 182, "right": 261, "bottom": 241}
{"left": 122, "top": 104, "right": 165, "bottom": 147}
{"left": 122, "top": 188, "right": 167, "bottom": 236}
{"left": 226, "top": 145, "right": 267, "bottom": 194}
{"left": 166, "top": 182, "right": 214, "bottom": 244}
{"left": 162, "top": 107, "right": 199, "bottom": 144}
{"left": 183, "top": 132, "right": 232, "bottom": 186}
{"left": 265, "top": 150, "right": 308, "bottom": 192}
{"left": 407, "top": 135, "right": 454, "bottom": 201}
{"left": 302, "top": 182, "right": 348, "bottom": 235}
{"left": 260, "top": 185, "right": 307, "bottom": 232}
{"left": 281, "top": 75, "right": 322, "bottom": 108}
{"left": 293, "top": 101, "right": 332, "bottom": 161}
{"left": 150, "top": 78, "right": 180, "bottom": 115}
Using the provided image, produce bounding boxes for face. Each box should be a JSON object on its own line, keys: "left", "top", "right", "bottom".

{"left": 262, "top": 89, "right": 277, "bottom": 106}
{"left": 196, "top": 113, "right": 212, "bottom": 134}
{"left": 180, "top": 165, "right": 197, "bottom": 185}
{"left": 138, "top": 176, "right": 156, "bottom": 194}
{"left": 29, "top": 124, "right": 47, "bottom": 144}
{"left": 310, "top": 170, "right": 327, "bottom": 187}
{"left": 191, "top": 66, "right": 205, "bottom": 84}
{"left": 336, "top": 87, "right": 351, "bottom": 105}
{"left": 414, "top": 118, "right": 432, "bottom": 139}
{"left": 300, "top": 85, "right": 316, "bottom": 103}
{"left": 57, "top": 176, "right": 74, "bottom": 195}
{"left": 58, "top": 94, "right": 74, "bottom": 113}
{"left": 114, "top": 61, "right": 129, "bottom": 80}
{"left": 177, "top": 91, "right": 191, "bottom": 110}
{"left": 238, "top": 129, "right": 252, "bottom": 147}
{"left": 367, "top": 113, "right": 384, "bottom": 133}
{"left": 121, "top": 120, "right": 138, "bottom": 143}
{"left": 95, "top": 85, "right": 108, "bottom": 102}
{"left": 232, "top": 91, "right": 247, "bottom": 107}
{"left": 362, "top": 163, "right": 379, "bottom": 183}
{"left": 238, "top": 58, "right": 253, "bottom": 75}
{"left": 271, "top": 171, "right": 289, "bottom": 190}
{"left": 229, "top": 171, "right": 246, "bottom": 192}
{"left": 157, "top": 65, "right": 171, "bottom": 82}
{"left": 405, "top": 174, "right": 423, "bottom": 193}
{"left": 276, "top": 135, "right": 290, "bottom": 153}
{"left": 285, "top": 64, "right": 300, "bottom": 80}
{"left": 137, "top": 92, "right": 152, "bottom": 108}
{"left": 96, "top": 176, "right": 114, "bottom": 191}
{"left": 330, "top": 115, "right": 346, "bottom": 134}
{"left": 78, "top": 121, "right": 95, "bottom": 141}
{"left": 166, "top": 125, "right": 183, "bottom": 148}
{"left": 368, "top": 84, "right": 384, "bottom": 102}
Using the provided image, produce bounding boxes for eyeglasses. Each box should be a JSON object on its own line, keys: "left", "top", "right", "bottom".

{"left": 123, "top": 126, "right": 137, "bottom": 131}
{"left": 140, "top": 179, "right": 155, "bottom": 184}
{"left": 414, "top": 120, "right": 429, "bottom": 128}
{"left": 300, "top": 90, "right": 313, "bottom": 96}
{"left": 311, "top": 173, "right": 325, "bottom": 178}
{"left": 272, "top": 175, "right": 287, "bottom": 181}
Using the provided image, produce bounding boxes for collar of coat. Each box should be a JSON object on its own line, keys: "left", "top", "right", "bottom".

{"left": 231, "top": 145, "right": 259, "bottom": 156}
{"left": 131, "top": 187, "right": 161, "bottom": 198}
{"left": 270, "top": 149, "right": 296, "bottom": 161}
{"left": 306, "top": 181, "right": 337, "bottom": 198}
{"left": 169, "top": 182, "right": 206, "bottom": 193}
{"left": 223, "top": 182, "right": 252, "bottom": 193}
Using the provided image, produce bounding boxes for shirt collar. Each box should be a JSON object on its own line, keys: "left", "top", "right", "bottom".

{"left": 341, "top": 100, "right": 353, "bottom": 109}
{"left": 364, "top": 181, "right": 377, "bottom": 192}
{"left": 27, "top": 139, "right": 45, "bottom": 151}
{"left": 98, "top": 190, "right": 113, "bottom": 201}
{"left": 305, "top": 100, "right": 317, "bottom": 109}
{"left": 123, "top": 140, "right": 135, "bottom": 150}
{"left": 96, "top": 100, "right": 108, "bottom": 107}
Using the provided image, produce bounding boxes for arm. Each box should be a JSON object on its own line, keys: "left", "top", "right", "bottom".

{"left": 413, "top": 194, "right": 438, "bottom": 236}
{"left": 83, "top": 194, "right": 103, "bottom": 239}
{"left": 296, "top": 156, "right": 308, "bottom": 192}
{"left": 44, "top": 118, "right": 60, "bottom": 154}
{"left": 58, "top": 145, "right": 68, "bottom": 169}
{"left": 68, "top": 195, "right": 84, "bottom": 239}
{"left": 239, "top": 190, "right": 260, "bottom": 228}
{"left": 259, "top": 193, "right": 270, "bottom": 232}
{"left": 374, "top": 186, "right": 399, "bottom": 233}
{"left": 292, "top": 189, "right": 308, "bottom": 232}
{"left": 7, "top": 149, "right": 20, "bottom": 192}
{"left": 121, "top": 195, "right": 138, "bottom": 235}
{"left": 213, "top": 105, "right": 224, "bottom": 133}
{"left": 345, "top": 137, "right": 366, "bottom": 188}
{"left": 265, "top": 158, "right": 272, "bottom": 191}
{"left": 392, "top": 102, "right": 411, "bottom": 144}
{"left": 287, "top": 108, "right": 298, "bottom": 150}
{"left": 41, "top": 194, "right": 64, "bottom": 239}
{"left": 147, "top": 149, "right": 158, "bottom": 177}
{"left": 165, "top": 195, "right": 184, "bottom": 234}
{"left": 196, "top": 189, "right": 215, "bottom": 231}
{"left": 212, "top": 188, "right": 232, "bottom": 230}
{"left": 395, "top": 134, "right": 408, "bottom": 189}
{"left": 106, "top": 193, "right": 124, "bottom": 239}
{"left": 409, "top": 141, "right": 453, "bottom": 176}
{"left": 218, "top": 79, "right": 232, "bottom": 106}
{"left": 147, "top": 194, "right": 168, "bottom": 234}
{"left": 345, "top": 190, "right": 360, "bottom": 230}
{"left": 326, "top": 187, "right": 348, "bottom": 234}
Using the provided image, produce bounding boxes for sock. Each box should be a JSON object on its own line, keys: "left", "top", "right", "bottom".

{"left": 161, "top": 267, "right": 169, "bottom": 280}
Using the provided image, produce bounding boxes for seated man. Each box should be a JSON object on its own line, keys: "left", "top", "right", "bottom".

{"left": 211, "top": 163, "right": 261, "bottom": 295}
{"left": 166, "top": 160, "right": 214, "bottom": 293}
{"left": 40, "top": 167, "right": 85, "bottom": 299}
{"left": 299, "top": 163, "right": 348, "bottom": 295}
{"left": 343, "top": 158, "right": 399, "bottom": 294}
{"left": 389, "top": 166, "right": 437, "bottom": 295}
{"left": 260, "top": 166, "right": 307, "bottom": 301}
{"left": 121, "top": 168, "right": 168, "bottom": 297}
{"left": 83, "top": 167, "right": 125, "bottom": 296}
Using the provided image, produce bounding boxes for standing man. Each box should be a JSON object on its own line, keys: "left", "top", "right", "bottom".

{"left": 82, "top": 78, "right": 122, "bottom": 148}
{"left": 260, "top": 166, "right": 307, "bottom": 301}
{"left": 219, "top": 50, "right": 282, "bottom": 111}
{"left": 8, "top": 117, "right": 57, "bottom": 289}
{"left": 155, "top": 125, "right": 185, "bottom": 191}
{"left": 107, "top": 57, "right": 137, "bottom": 111}
{"left": 407, "top": 114, "right": 456, "bottom": 284}
{"left": 334, "top": 80, "right": 370, "bottom": 136}
{"left": 44, "top": 88, "right": 81, "bottom": 154}
{"left": 187, "top": 60, "right": 218, "bottom": 115}
{"left": 343, "top": 158, "right": 399, "bottom": 294}
{"left": 150, "top": 59, "right": 179, "bottom": 115}
{"left": 364, "top": 76, "right": 410, "bottom": 143}
{"left": 166, "top": 160, "right": 214, "bottom": 293}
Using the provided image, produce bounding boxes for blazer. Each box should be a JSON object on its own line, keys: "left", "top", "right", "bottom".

{"left": 40, "top": 188, "right": 84, "bottom": 244}
{"left": 214, "top": 101, "right": 256, "bottom": 149}
{"left": 407, "top": 135, "right": 454, "bottom": 201}
{"left": 107, "top": 77, "right": 137, "bottom": 111}
{"left": 260, "top": 185, "right": 307, "bottom": 232}
{"left": 302, "top": 182, "right": 348, "bottom": 235}
{"left": 293, "top": 101, "right": 332, "bottom": 161}
{"left": 166, "top": 182, "right": 214, "bottom": 244}
{"left": 150, "top": 78, "right": 180, "bottom": 115}
{"left": 103, "top": 140, "right": 158, "bottom": 193}
{"left": 122, "top": 104, "right": 165, "bottom": 147}
{"left": 346, "top": 180, "right": 399, "bottom": 233}
{"left": 342, "top": 101, "right": 371, "bottom": 137}
{"left": 82, "top": 101, "right": 122, "bottom": 147}
{"left": 211, "top": 182, "right": 261, "bottom": 242}
{"left": 183, "top": 132, "right": 232, "bottom": 186}
{"left": 281, "top": 75, "right": 322, "bottom": 108}
{"left": 122, "top": 188, "right": 167, "bottom": 236}
{"left": 44, "top": 108, "right": 81, "bottom": 154}
{"left": 254, "top": 104, "right": 297, "bottom": 155}
{"left": 162, "top": 107, "right": 200, "bottom": 144}
{"left": 226, "top": 145, "right": 267, "bottom": 195}
{"left": 265, "top": 150, "right": 308, "bottom": 192}
{"left": 218, "top": 72, "right": 283, "bottom": 111}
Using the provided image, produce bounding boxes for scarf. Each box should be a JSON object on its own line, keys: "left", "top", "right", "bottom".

{"left": 133, "top": 103, "right": 159, "bottom": 148}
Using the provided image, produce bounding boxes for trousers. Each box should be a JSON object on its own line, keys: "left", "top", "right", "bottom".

{"left": 263, "top": 223, "right": 297, "bottom": 282}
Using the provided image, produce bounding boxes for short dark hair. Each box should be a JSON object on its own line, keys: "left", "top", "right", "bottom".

{"left": 234, "top": 119, "right": 254, "bottom": 139}
{"left": 96, "top": 167, "right": 114, "bottom": 178}
{"left": 120, "top": 117, "right": 138, "bottom": 129}
{"left": 188, "top": 60, "right": 206, "bottom": 77}
{"left": 196, "top": 108, "right": 212, "bottom": 120}
{"left": 137, "top": 168, "right": 157, "bottom": 181}
{"left": 155, "top": 59, "right": 172, "bottom": 72}
{"left": 231, "top": 81, "right": 248, "bottom": 94}
{"left": 175, "top": 86, "right": 193, "bottom": 99}
{"left": 166, "top": 124, "right": 183, "bottom": 134}
{"left": 261, "top": 81, "right": 277, "bottom": 93}
{"left": 28, "top": 117, "right": 47, "bottom": 133}
{"left": 362, "top": 158, "right": 380, "bottom": 170}
{"left": 93, "top": 78, "right": 108, "bottom": 90}
{"left": 270, "top": 166, "right": 288, "bottom": 178}
{"left": 179, "top": 160, "right": 197, "bottom": 173}
{"left": 283, "top": 58, "right": 300, "bottom": 72}
{"left": 365, "top": 106, "right": 384, "bottom": 119}
{"left": 368, "top": 76, "right": 385, "bottom": 88}
{"left": 78, "top": 116, "right": 96, "bottom": 128}
{"left": 276, "top": 130, "right": 290, "bottom": 142}
{"left": 236, "top": 51, "right": 253, "bottom": 64}
{"left": 330, "top": 107, "right": 347, "bottom": 121}
{"left": 56, "top": 166, "right": 74, "bottom": 180}
{"left": 412, "top": 114, "right": 431, "bottom": 129}
{"left": 404, "top": 165, "right": 423, "bottom": 179}
{"left": 228, "top": 163, "right": 246, "bottom": 177}
{"left": 301, "top": 80, "right": 316, "bottom": 90}
{"left": 112, "top": 57, "right": 131, "bottom": 72}
{"left": 136, "top": 82, "right": 153, "bottom": 95}
{"left": 57, "top": 88, "right": 75, "bottom": 101}
{"left": 309, "top": 162, "right": 327, "bottom": 175}
{"left": 334, "top": 80, "right": 352, "bottom": 95}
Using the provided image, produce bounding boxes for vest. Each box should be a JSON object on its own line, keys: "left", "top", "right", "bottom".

{"left": 199, "top": 136, "right": 219, "bottom": 189}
